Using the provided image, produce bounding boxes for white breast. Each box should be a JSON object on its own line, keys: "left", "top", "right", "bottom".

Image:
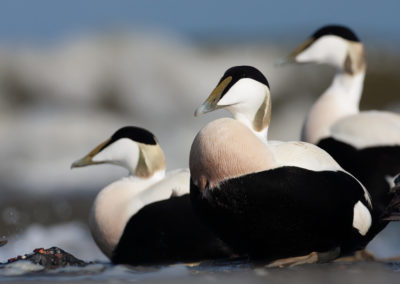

{"left": 190, "top": 118, "right": 278, "bottom": 191}
{"left": 89, "top": 169, "right": 190, "bottom": 258}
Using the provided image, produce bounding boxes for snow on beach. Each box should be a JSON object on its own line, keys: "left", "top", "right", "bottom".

{"left": 0, "top": 222, "right": 107, "bottom": 262}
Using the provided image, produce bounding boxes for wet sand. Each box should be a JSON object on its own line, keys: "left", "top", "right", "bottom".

{"left": 1, "top": 258, "right": 399, "bottom": 283}
{"left": 1, "top": 193, "right": 400, "bottom": 283}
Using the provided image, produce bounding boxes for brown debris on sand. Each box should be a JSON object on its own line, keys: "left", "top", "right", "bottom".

{"left": 4, "top": 247, "right": 88, "bottom": 269}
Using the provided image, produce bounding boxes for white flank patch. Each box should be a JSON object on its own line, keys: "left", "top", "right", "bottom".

{"left": 385, "top": 175, "right": 396, "bottom": 189}
{"left": 352, "top": 201, "right": 372, "bottom": 236}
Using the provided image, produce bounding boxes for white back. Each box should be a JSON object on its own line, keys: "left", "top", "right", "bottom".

{"left": 330, "top": 111, "right": 400, "bottom": 149}
{"left": 270, "top": 139, "right": 371, "bottom": 206}
{"left": 268, "top": 140, "right": 343, "bottom": 172}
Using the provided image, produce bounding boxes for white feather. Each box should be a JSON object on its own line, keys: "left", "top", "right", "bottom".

{"left": 89, "top": 169, "right": 190, "bottom": 258}
{"left": 268, "top": 140, "right": 342, "bottom": 172}
{"left": 302, "top": 72, "right": 364, "bottom": 144}
{"left": 385, "top": 175, "right": 396, "bottom": 189}
{"left": 352, "top": 201, "right": 372, "bottom": 236}
{"left": 330, "top": 111, "right": 400, "bottom": 149}
{"left": 268, "top": 139, "right": 371, "bottom": 206}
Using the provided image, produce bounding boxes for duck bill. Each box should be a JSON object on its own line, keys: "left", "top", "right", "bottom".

{"left": 71, "top": 138, "right": 110, "bottom": 168}
{"left": 194, "top": 76, "right": 232, "bottom": 116}
{"left": 278, "top": 37, "right": 315, "bottom": 65}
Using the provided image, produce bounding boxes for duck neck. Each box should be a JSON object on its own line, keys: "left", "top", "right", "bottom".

{"left": 230, "top": 90, "right": 271, "bottom": 142}
{"left": 324, "top": 69, "right": 365, "bottom": 114}
{"left": 133, "top": 144, "right": 167, "bottom": 178}
{"left": 89, "top": 168, "right": 166, "bottom": 258}
{"left": 130, "top": 169, "right": 166, "bottom": 186}
{"left": 318, "top": 40, "right": 366, "bottom": 118}
{"left": 303, "top": 68, "right": 365, "bottom": 144}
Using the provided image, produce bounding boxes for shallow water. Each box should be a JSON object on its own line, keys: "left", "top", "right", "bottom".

{"left": 1, "top": 259, "right": 400, "bottom": 283}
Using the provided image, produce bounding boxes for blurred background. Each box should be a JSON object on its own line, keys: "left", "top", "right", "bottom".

{"left": 0, "top": 0, "right": 399, "bottom": 262}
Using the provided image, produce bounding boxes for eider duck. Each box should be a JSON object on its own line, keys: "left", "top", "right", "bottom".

{"left": 71, "top": 126, "right": 231, "bottom": 265}
{"left": 284, "top": 25, "right": 400, "bottom": 243}
{"left": 191, "top": 66, "right": 373, "bottom": 265}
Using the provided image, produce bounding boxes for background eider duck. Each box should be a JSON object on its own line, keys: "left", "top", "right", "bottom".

{"left": 71, "top": 126, "right": 231, "bottom": 265}
{"left": 191, "top": 66, "right": 373, "bottom": 266}
{"left": 284, "top": 25, "right": 400, "bottom": 244}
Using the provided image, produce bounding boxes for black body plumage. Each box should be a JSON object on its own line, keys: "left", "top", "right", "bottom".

{"left": 112, "top": 194, "right": 231, "bottom": 265}
{"left": 190, "top": 166, "right": 370, "bottom": 260}
{"left": 318, "top": 138, "right": 400, "bottom": 244}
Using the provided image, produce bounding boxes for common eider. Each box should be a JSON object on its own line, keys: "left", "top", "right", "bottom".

{"left": 284, "top": 25, "right": 400, "bottom": 244}
{"left": 71, "top": 126, "right": 231, "bottom": 265}
{"left": 190, "top": 66, "right": 373, "bottom": 265}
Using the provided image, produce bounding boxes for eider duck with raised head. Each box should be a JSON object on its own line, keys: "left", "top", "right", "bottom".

{"left": 72, "top": 126, "right": 231, "bottom": 265}
{"left": 284, "top": 25, "right": 400, "bottom": 243}
{"left": 191, "top": 66, "right": 373, "bottom": 265}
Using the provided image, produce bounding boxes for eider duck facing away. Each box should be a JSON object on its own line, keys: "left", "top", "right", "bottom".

{"left": 191, "top": 66, "right": 373, "bottom": 264}
{"left": 71, "top": 126, "right": 231, "bottom": 265}
{"left": 285, "top": 25, "right": 400, "bottom": 243}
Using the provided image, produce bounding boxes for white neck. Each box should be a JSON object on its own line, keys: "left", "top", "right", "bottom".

{"left": 223, "top": 82, "right": 271, "bottom": 143}
{"left": 129, "top": 169, "right": 166, "bottom": 185}
{"left": 256, "top": 127, "right": 269, "bottom": 141}
{"left": 303, "top": 69, "right": 365, "bottom": 144}
{"left": 89, "top": 169, "right": 166, "bottom": 258}
{"left": 327, "top": 70, "right": 365, "bottom": 111}
{"left": 232, "top": 112, "right": 269, "bottom": 141}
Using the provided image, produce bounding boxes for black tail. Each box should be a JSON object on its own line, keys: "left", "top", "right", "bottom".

{"left": 382, "top": 175, "right": 400, "bottom": 221}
